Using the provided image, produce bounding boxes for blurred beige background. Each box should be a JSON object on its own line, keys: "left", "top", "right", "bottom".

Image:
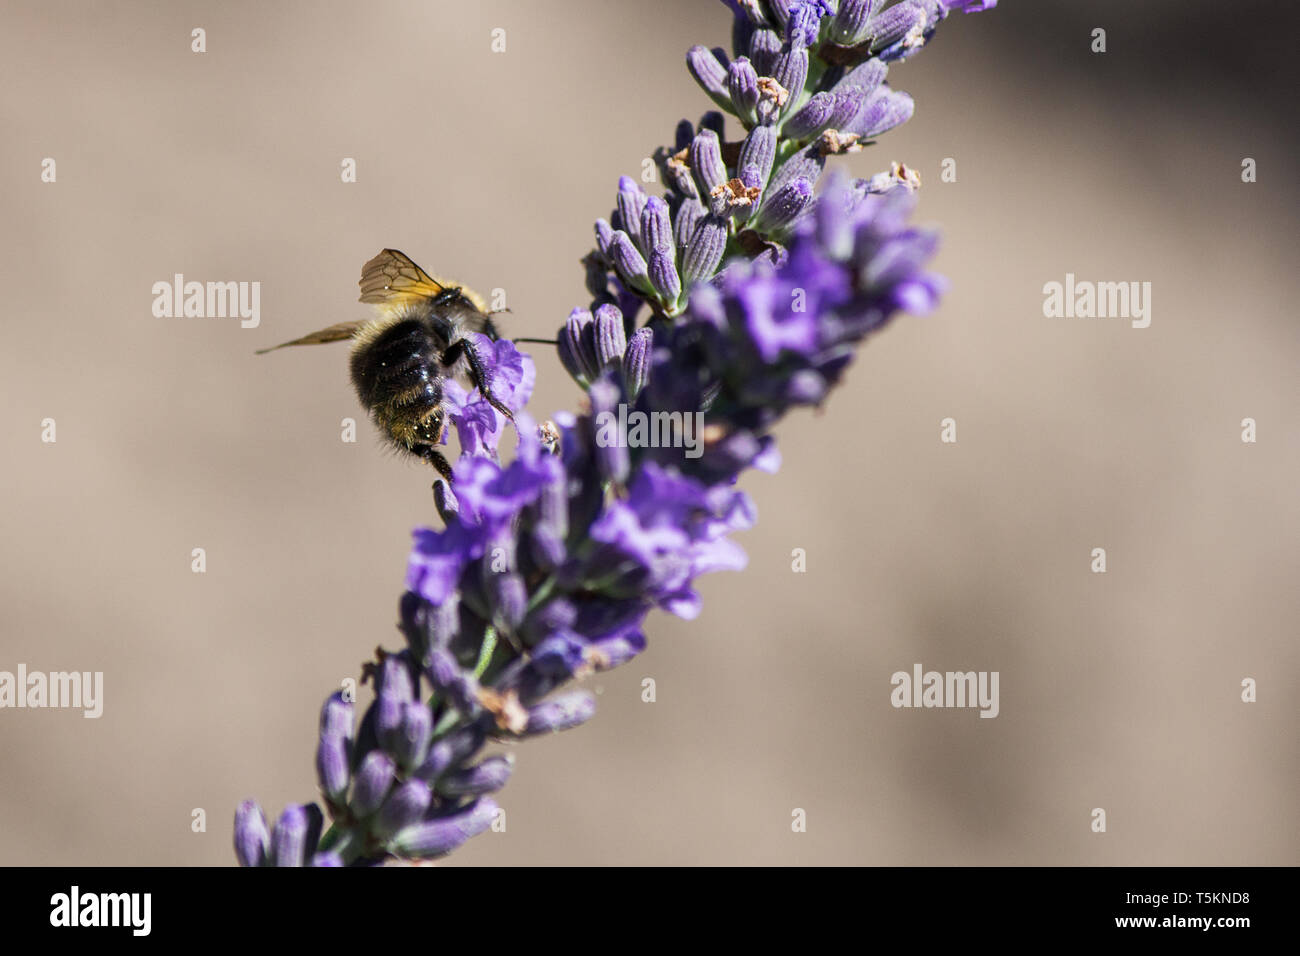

{"left": 1, "top": 1, "right": 1295, "bottom": 866}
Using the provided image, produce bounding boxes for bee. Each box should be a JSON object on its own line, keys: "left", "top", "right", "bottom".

{"left": 258, "top": 249, "right": 525, "bottom": 482}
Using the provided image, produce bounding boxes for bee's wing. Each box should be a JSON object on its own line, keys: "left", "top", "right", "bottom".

{"left": 254, "top": 320, "right": 367, "bottom": 354}
{"left": 358, "top": 248, "right": 447, "bottom": 311}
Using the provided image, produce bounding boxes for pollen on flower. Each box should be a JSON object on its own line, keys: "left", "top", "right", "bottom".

{"left": 581, "top": 645, "right": 612, "bottom": 673}
{"left": 756, "top": 76, "right": 790, "bottom": 108}
{"left": 539, "top": 419, "right": 561, "bottom": 453}
{"left": 711, "top": 177, "right": 762, "bottom": 208}
{"left": 701, "top": 423, "right": 728, "bottom": 446}
{"left": 818, "top": 129, "right": 863, "bottom": 155}
{"left": 891, "top": 161, "right": 922, "bottom": 189}
{"left": 478, "top": 687, "right": 529, "bottom": 734}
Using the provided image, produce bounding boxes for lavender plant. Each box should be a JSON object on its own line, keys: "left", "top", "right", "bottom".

{"left": 235, "top": 0, "right": 995, "bottom": 867}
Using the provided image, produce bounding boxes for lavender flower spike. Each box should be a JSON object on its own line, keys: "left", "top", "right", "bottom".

{"left": 238, "top": 0, "right": 994, "bottom": 868}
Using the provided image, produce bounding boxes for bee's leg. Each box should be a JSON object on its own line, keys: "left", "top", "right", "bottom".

{"left": 478, "top": 314, "right": 502, "bottom": 341}
{"left": 443, "top": 338, "right": 515, "bottom": 422}
{"left": 414, "top": 444, "right": 455, "bottom": 484}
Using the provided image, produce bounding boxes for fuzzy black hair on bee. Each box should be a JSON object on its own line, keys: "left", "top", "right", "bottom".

{"left": 257, "top": 249, "right": 519, "bottom": 483}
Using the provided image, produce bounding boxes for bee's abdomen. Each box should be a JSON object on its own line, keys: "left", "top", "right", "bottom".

{"left": 350, "top": 318, "right": 444, "bottom": 450}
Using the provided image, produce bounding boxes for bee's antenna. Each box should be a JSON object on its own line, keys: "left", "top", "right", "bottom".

{"left": 511, "top": 337, "right": 559, "bottom": 346}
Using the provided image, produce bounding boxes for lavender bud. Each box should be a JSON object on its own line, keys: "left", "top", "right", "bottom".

{"left": 785, "top": 3, "right": 822, "bottom": 49}
{"left": 851, "top": 88, "right": 914, "bottom": 138}
{"left": 593, "top": 218, "right": 615, "bottom": 260}
{"left": 537, "top": 472, "right": 569, "bottom": 547}
{"left": 391, "top": 797, "right": 498, "bottom": 859}
{"left": 768, "top": 0, "right": 797, "bottom": 30}
{"left": 831, "top": 0, "right": 878, "bottom": 44}
{"left": 427, "top": 596, "right": 461, "bottom": 648}
{"left": 865, "top": 231, "right": 941, "bottom": 289}
{"left": 640, "top": 196, "right": 673, "bottom": 254}
{"left": 531, "top": 525, "right": 566, "bottom": 570}
{"left": 378, "top": 653, "right": 414, "bottom": 700}
{"left": 681, "top": 214, "right": 729, "bottom": 287}
{"left": 319, "top": 691, "right": 353, "bottom": 741}
{"left": 727, "top": 56, "right": 760, "bottom": 121}
{"left": 608, "top": 230, "right": 650, "bottom": 291}
{"left": 815, "top": 178, "right": 856, "bottom": 258}
{"left": 771, "top": 48, "right": 808, "bottom": 112}
{"left": 766, "top": 142, "right": 825, "bottom": 199}
{"left": 788, "top": 370, "right": 829, "bottom": 404}
{"left": 732, "top": 8, "right": 755, "bottom": 61}
{"left": 490, "top": 571, "right": 528, "bottom": 631}
{"left": 522, "top": 599, "right": 577, "bottom": 647}
{"left": 561, "top": 308, "right": 599, "bottom": 383}
{"left": 425, "top": 646, "right": 480, "bottom": 715}
{"left": 589, "top": 379, "right": 629, "bottom": 484}
{"left": 376, "top": 779, "right": 434, "bottom": 838}
{"left": 831, "top": 55, "right": 888, "bottom": 96}
{"left": 413, "top": 723, "right": 486, "bottom": 783}
{"left": 233, "top": 800, "right": 270, "bottom": 868}
{"left": 828, "top": 89, "right": 869, "bottom": 130}
{"left": 685, "top": 45, "right": 733, "bottom": 112}
{"left": 753, "top": 177, "right": 814, "bottom": 234}
{"left": 673, "top": 119, "right": 694, "bottom": 151}
{"left": 350, "top": 751, "right": 396, "bottom": 818}
{"left": 583, "top": 250, "right": 609, "bottom": 298}
{"left": 315, "top": 731, "right": 350, "bottom": 803}
{"left": 783, "top": 91, "right": 837, "bottom": 140}
{"left": 557, "top": 334, "right": 588, "bottom": 387}
{"left": 623, "top": 328, "right": 653, "bottom": 400}
{"left": 688, "top": 129, "right": 728, "bottom": 197}
{"left": 392, "top": 700, "right": 432, "bottom": 771}
{"left": 735, "top": 0, "right": 769, "bottom": 26}
{"left": 589, "top": 626, "right": 648, "bottom": 670}
{"left": 648, "top": 249, "right": 682, "bottom": 304}
{"left": 674, "top": 198, "right": 707, "bottom": 252}
{"left": 594, "top": 303, "right": 627, "bottom": 369}
{"left": 375, "top": 656, "right": 414, "bottom": 751}
{"left": 270, "top": 804, "right": 312, "bottom": 868}
{"left": 737, "top": 125, "right": 777, "bottom": 192}
{"left": 614, "top": 176, "right": 648, "bottom": 252}
{"left": 522, "top": 690, "right": 598, "bottom": 736}
{"left": 868, "top": 1, "right": 926, "bottom": 56}
{"left": 748, "top": 27, "right": 782, "bottom": 76}
{"left": 437, "top": 754, "right": 515, "bottom": 797}
{"left": 376, "top": 698, "right": 403, "bottom": 754}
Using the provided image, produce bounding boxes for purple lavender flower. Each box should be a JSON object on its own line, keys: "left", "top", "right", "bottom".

{"left": 238, "top": 0, "right": 992, "bottom": 867}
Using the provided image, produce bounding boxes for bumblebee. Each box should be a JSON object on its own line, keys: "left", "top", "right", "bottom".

{"left": 257, "top": 249, "right": 516, "bottom": 481}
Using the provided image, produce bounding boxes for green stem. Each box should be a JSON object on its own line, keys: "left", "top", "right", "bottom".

{"left": 473, "top": 625, "right": 498, "bottom": 679}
